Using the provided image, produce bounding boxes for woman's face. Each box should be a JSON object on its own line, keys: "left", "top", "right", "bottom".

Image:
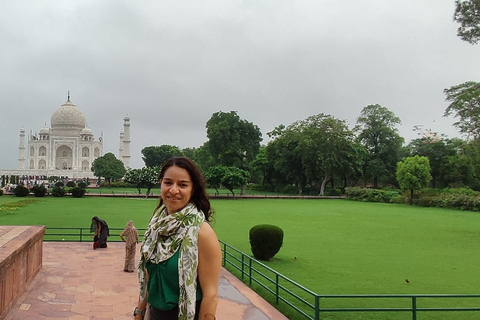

{"left": 160, "top": 165, "right": 194, "bottom": 214}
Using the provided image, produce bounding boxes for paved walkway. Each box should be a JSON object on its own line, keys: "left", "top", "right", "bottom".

{"left": 5, "top": 242, "right": 287, "bottom": 320}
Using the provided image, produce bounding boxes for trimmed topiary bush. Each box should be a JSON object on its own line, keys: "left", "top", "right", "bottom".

{"left": 71, "top": 186, "right": 86, "bottom": 198}
{"left": 14, "top": 185, "right": 30, "bottom": 197}
{"left": 66, "top": 181, "right": 76, "bottom": 188}
{"left": 249, "top": 224, "right": 284, "bottom": 261}
{"left": 51, "top": 187, "right": 66, "bottom": 197}
{"left": 31, "top": 185, "right": 47, "bottom": 197}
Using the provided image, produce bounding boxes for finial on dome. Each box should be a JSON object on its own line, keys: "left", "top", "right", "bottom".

{"left": 67, "top": 91, "right": 70, "bottom": 101}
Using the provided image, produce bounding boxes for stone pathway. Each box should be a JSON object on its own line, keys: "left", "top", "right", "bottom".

{"left": 5, "top": 242, "right": 287, "bottom": 320}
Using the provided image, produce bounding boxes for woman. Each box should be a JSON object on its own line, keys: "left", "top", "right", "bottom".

{"left": 134, "top": 157, "right": 221, "bottom": 320}
{"left": 90, "top": 216, "right": 109, "bottom": 249}
{"left": 120, "top": 220, "right": 139, "bottom": 272}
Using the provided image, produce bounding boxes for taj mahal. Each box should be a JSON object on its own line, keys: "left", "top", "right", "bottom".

{"left": 1, "top": 95, "right": 131, "bottom": 180}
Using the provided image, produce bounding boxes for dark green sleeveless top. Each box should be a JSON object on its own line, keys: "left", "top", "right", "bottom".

{"left": 146, "top": 250, "right": 202, "bottom": 311}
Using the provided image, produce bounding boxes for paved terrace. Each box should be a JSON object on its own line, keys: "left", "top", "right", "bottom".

{"left": 5, "top": 242, "right": 288, "bottom": 320}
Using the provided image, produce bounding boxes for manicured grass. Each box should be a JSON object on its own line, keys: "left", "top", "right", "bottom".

{"left": 2, "top": 195, "right": 480, "bottom": 319}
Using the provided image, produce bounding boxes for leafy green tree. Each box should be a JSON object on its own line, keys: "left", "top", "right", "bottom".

{"left": 206, "top": 111, "right": 262, "bottom": 168}
{"left": 251, "top": 147, "right": 270, "bottom": 186}
{"left": 192, "top": 142, "right": 216, "bottom": 172}
{"left": 408, "top": 136, "right": 463, "bottom": 188}
{"left": 453, "top": 0, "right": 480, "bottom": 44}
{"left": 205, "top": 165, "right": 250, "bottom": 198}
{"left": 221, "top": 166, "right": 250, "bottom": 199}
{"left": 205, "top": 166, "right": 227, "bottom": 195}
{"left": 141, "top": 166, "right": 160, "bottom": 197}
{"left": 91, "top": 152, "right": 126, "bottom": 187}
{"left": 444, "top": 81, "right": 480, "bottom": 139}
{"left": 266, "top": 125, "right": 306, "bottom": 194}
{"left": 267, "top": 114, "right": 363, "bottom": 195}
{"left": 454, "top": 139, "right": 480, "bottom": 190}
{"left": 141, "top": 145, "right": 183, "bottom": 168}
{"left": 124, "top": 168, "right": 144, "bottom": 194}
{"left": 355, "top": 104, "right": 404, "bottom": 188}
{"left": 396, "top": 155, "right": 432, "bottom": 205}
{"left": 181, "top": 147, "right": 196, "bottom": 160}
{"left": 297, "top": 114, "right": 362, "bottom": 196}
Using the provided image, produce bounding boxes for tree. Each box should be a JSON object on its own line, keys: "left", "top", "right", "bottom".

{"left": 355, "top": 104, "right": 404, "bottom": 188}
{"left": 396, "top": 155, "right": 432, "bottom": 205}
{"left": 206, "top": 111, "right": 262, "bottom": 168}
{"left": 453, "top": 0, "right": 480, "bottom": 44}
{"left": 408, "top": 136, "right": 463, "bottom": 188}
{"left": 205, "top": 165, "right": 227, "bottom": 195}
{"left": 140, "top": 166, "right": 160, "bottom": 197}
{"left": 444, "top": 81, "right": 480, "bottom": 139}
{"left": 205, "top": 165, "right": 250, "bottom": 198}
{"left": 91, "top": 152, "right": 126, "bottom": 187}
{"left": 298, "top": 114, "right": 363, "bottom": 196}
{"left": 124, "top": 168, "right": 144, "bottom": 194}
{"left": 251, "top": 147, "right": 270, "bottom": 186}
{"left": 266, "top": 125, "right": 307, "bottom": 194}
{"left": 221, "top": 166, "right": 250, "bottom": 199}
{"left": 124, "top": 167, "right": 160, "bottom": 196}
{"left": 141, "top": 145, "right": 183, "bottom": 168}
{"left": 267, "top": 114, "right": 363, "bottom": 195}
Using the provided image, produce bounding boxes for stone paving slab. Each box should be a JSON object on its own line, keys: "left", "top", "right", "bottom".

{"left": 5, "top": 242, "right": 287, "bottom": 320}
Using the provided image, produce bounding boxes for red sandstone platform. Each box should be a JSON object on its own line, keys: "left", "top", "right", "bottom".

{"left": 5, "top": 242, "right": 287, "bottom": 320}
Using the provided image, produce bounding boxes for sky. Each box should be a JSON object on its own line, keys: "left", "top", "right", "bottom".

{"left": 0, "top": 0, "right": 479, "bottom": 170}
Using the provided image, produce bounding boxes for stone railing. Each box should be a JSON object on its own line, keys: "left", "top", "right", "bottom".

{"left": 0, "top": 225, "right": 45, "bottom": 319}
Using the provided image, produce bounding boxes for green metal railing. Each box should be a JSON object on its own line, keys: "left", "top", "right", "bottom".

{"left": 219, "top": 241, "right": 480, "bottom": 320}
{"left": 44, "top": 227, "right": 146, "bottom": 242}
{"left": 43, "top": 229, "right": 480, "bottom": 320}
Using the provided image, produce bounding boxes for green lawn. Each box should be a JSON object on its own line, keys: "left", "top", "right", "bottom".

{"left": 2, "top": 195, "right": 480, "bottom": 319}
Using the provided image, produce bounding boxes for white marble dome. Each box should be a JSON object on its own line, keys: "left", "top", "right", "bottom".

{"left": 81, "top": 126, "right": 93, "bottom": 136}
{"left": 51, "top": 99, "right": 86, "bottom": 130}
{"left": 39, "top": 125, "right": 50, "bottom": 135}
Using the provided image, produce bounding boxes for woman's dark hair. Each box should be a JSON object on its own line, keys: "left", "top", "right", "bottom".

{"left": 155, "top": 157, "right": 213, "bottom": 221}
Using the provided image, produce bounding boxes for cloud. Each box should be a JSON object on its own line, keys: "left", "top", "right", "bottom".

{"left": 0, "top": 0, "right": 478, "bottom": 169}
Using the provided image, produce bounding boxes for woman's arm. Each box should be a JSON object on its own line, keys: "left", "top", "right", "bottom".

{"left": 120, "top": 229, "right": 126, "bottom": 242}
{"left": 134, "top": 270, "right": 149, "bottom": 319}
{"left": 197, "top": 222, "right": 222, "bottom": 320}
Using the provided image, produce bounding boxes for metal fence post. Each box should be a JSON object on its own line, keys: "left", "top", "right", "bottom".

{"left": 412, "top": 296, "right": 417, "bottom": 320}
{"left": 276, "top": 274, "right": 279, "bottom": 304}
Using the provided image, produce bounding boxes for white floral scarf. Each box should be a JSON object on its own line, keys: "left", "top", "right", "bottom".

{"left": 138, "top": 202, "right": 204, "bottom": 320}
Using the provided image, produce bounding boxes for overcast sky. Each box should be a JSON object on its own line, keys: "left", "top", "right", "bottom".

{"left": 0, "top": 0, "right": 479, "bottom": 170}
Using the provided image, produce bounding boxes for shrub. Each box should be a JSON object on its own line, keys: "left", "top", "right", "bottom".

{"left": 14, "top": 185, "right": 30, "bottom": 197}
{"left": 66, "top": 181, "right": 76, "bottom": 188}
{"left": 344, "top": 187, "right": 402, "bottom": 203}
{"left": 0, "top": 189, "right": 3, "bottom": 196}
{"left": 55, "top": 181, "right": 65, "bottom": 187}
{"left": 51, "top": 187, "right": 66, "bottom": 197}
{"left": 77, "top": 181, "right": 87, "bottom": 188}
{"left": 31, "top": 185, "right": 47, "bottom": 197}
{"left": 71, "top": 187, "right": 86, "bottom": 198}
{"left": 249, "top": 224, "right": 284, "bottom": 261}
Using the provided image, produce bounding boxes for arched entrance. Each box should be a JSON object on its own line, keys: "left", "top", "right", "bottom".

{"left": 55, "top": 145, "right": 73, "bottom": 170}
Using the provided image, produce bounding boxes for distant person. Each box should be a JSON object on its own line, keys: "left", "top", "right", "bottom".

{"left": 134, "top": 157, "right": 222, "bottom": 320}
{"left": 90, "top": 216, "right": 109, "bottom": 249}
{"left": 120, "top": 220, "right": 139, "bottom": 272}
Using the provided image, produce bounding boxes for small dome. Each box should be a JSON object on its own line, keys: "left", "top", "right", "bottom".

{"left": 39, "top": 125, "right": 50, "bottom": 135}
{"left": 51, "top": 99, "right": 86, "bottom": 131}
{"left": 81, "top": 126, "right": 93, "bottom": 136}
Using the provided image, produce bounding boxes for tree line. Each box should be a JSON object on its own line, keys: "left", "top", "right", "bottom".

{"left": 92, "top": 1, "right": 480, "bottom": 195}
